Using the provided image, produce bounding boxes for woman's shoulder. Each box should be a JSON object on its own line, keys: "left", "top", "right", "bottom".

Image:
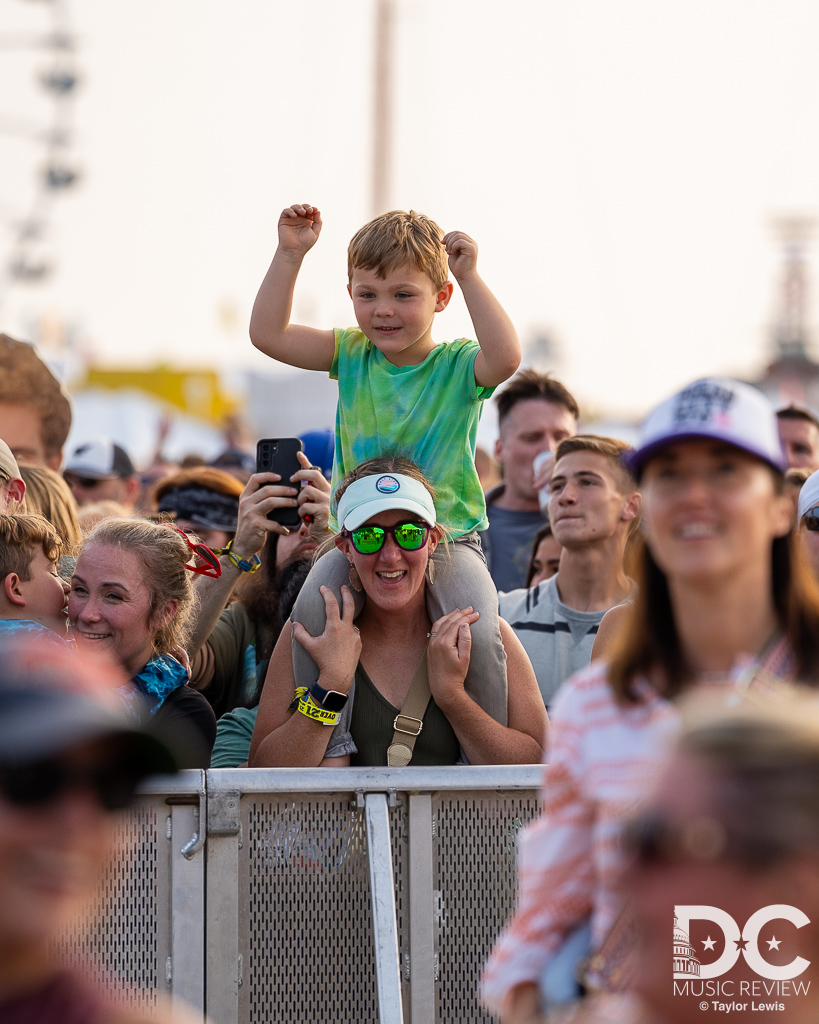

{"left": 550, "top": 661, "right": 669, "bottom": 730}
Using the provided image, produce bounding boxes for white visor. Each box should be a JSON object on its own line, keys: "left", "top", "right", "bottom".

{"left": 336, "top": 473, "right": 437, "bottom": 532}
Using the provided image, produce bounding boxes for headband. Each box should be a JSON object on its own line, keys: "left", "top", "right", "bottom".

{"left": 158, "top": 485, "right": 239, "bottom": 532}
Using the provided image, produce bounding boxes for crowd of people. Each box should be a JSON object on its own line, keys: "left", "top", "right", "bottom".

{"left": 4, "top": 203, "right": 819, "bottom": 1021}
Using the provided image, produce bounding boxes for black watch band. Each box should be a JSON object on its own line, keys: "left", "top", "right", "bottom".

{"left": 308, "top": 680, "right": 349, "bottom": 714}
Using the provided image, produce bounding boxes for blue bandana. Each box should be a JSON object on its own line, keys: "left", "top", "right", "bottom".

{"left": 120, "top": 653, "right": 188, "bottom": 721}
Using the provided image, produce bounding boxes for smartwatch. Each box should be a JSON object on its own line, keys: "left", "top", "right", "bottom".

{"left": 307, "top": 680, "right": 349, "bottom": 714}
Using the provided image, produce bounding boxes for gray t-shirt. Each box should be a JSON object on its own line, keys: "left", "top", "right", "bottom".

{"left": 499, "top": 574, "right": 616, "bottom": 707}
{"left": 483, "top": 501, "right": 546, "bottom": 592}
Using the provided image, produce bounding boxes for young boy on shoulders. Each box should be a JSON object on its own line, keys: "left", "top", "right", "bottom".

{"left": 0, "top": 511, "right": 69, "bottom": 642}
{"left": 250, "top": 204, "right": 521, "bottom": 737}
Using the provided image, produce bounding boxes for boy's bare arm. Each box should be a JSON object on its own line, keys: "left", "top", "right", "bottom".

{"left": 249, "top": 204, "right": 336, "bottom": 371}
{"left": 444, "top": 230, "right": 522, "bottom": 388}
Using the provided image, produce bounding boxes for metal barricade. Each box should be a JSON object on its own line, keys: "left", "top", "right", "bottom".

{"left": 56, "top": 765, "right": 541, "bottom": 1024}
{"left": 206, "top": 766, "right": 541, "bottom": 1024}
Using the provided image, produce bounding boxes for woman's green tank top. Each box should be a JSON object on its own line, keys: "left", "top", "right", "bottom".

{"left": 350, "top": 662, "right": 460, "bottom": 767}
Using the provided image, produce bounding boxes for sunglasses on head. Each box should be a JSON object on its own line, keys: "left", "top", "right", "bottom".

{"left": 344, "top": 521, "right": 430, "bottom": 555}
{"left": 804, "top": 508, "right": 819, "bottom": 532}
{"left": 170, "top": 526, "right": 222, "bottom": 578}
{"left": 0, "top": 756, "right": 144, "bottom": 812}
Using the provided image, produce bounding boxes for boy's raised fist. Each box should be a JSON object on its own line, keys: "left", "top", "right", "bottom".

{"left": 443, "top": 230, "right": 478, "bottom": 281}
{"left": 278, "top": 204, "right": 323, "bottom": 255}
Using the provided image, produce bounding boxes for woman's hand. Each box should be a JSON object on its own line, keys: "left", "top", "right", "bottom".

{"left": 427, "top": 607, "right": 480, "bottom": 710}
{"left": 292, "top": 586, "right": 361, "bottom": 693}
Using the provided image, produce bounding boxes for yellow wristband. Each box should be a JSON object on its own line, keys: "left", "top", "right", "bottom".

{"left": 287, "top": 686, "right": 309, "bottom": 714}
{"left": 296, "top": 694, "right": 340, "bottom": 726}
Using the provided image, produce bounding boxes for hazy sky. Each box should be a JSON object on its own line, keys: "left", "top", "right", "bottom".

{"left": 3, "top": 0, "right": 819, "bottom": 420}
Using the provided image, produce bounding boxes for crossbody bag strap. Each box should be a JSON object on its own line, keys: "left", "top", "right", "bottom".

{"left": 386, "top": 650, "right": 431, "bottom": 767}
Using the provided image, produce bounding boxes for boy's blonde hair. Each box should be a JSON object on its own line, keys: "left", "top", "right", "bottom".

{"left": 0, "top": 511, "right": 62, "bottom": 582}
{"left": 347, "top": 210, "right": 449, "bottom": 291}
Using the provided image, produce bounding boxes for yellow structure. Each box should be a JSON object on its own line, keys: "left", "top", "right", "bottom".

{"left": 80, "top": 368, "right": 237, "bottom": 424}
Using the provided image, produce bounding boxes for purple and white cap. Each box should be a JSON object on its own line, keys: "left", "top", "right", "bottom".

{"left": 336, "top": 473, "right": 437, "bottom": 532}
{"left": 625, "top": 377, "right": 786, "bottom": 479}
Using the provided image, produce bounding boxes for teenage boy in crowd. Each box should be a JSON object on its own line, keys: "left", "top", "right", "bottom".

{"left": 499, "top": 436, "right": 639, "bottom": 707}
{"left": 483, "top": 369, "right": 579, "bottom": 591}
{"left": 0, "top": 333, "right": 72, "bottom": 471}
{"left": 777, "top": 404, "right": 819, "bottom": 473}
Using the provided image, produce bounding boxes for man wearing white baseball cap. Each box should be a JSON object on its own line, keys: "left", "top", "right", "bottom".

{"left": 63, "top": 439, "right": 140, "bottom": 511}
{"left": 0, "top": 439, "right": 25, "bottom": 510}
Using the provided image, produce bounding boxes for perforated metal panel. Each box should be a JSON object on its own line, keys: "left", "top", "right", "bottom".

{"left": 241, "top": 795, "right": 409, "bottom": 1024}
{"left": 53, "top": 798, "right": 171, "bottom": 1007}
{"left": 433, "top": 792, "right": 540, "bottom": 1023}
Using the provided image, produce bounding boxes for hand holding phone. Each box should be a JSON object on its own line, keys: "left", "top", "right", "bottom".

{"left": 256, "top": 438, "right": 304, "bottom": 528}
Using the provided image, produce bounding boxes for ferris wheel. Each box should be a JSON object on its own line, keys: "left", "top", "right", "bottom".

{"left": 0, "top": 0, "right": 80, "bottom": 300}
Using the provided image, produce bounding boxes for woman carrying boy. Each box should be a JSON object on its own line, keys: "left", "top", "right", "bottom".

{"left": 250, "top": 204, "right": 522, "bottom": 741}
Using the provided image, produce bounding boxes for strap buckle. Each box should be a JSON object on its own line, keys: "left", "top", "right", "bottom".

{"left": 393, "top": 714, "right": 423, "bottom": 737}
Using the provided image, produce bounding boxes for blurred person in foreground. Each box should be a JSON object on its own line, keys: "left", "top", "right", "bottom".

{"left": 484, "top": 370, "right": 578, "bottom": 591}
{"left": 499, "top": 436, "right": 640, "bottom": 708}
{"left": 186, "top": 453, "right": 330, "bottom": 719}
{"left": 0, "top": 640, "right": 198, "bottom": 1023}
{"left": 0, "top": 333, "right": 72, "bottom": 470}
{"left": 482, "top": 377, "right": 819, "bottom": 1023}
{"left": 777, "top": 404, "right": 819, "bottom": 473}
{"left": 63, "top": 440, "right": 140, "bottom": 512}
{"left": 69, "top": 518, "right": 217, "bottom": 768}
{"left": 619, "top": 697, "right": 819, "bottom": 1024}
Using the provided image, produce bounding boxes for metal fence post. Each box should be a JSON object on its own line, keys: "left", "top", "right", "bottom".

{"left": 365, "top": 792, "right": 405, "bottom": 1024}
{"left": 408, "top": 792, "right": 435, "bottom": 1024}
{"left": 169, "top": 794, "right": 206, "bottom": 1015}
{"left": 205, "top": 773, "right": 242, "bottom": 1024}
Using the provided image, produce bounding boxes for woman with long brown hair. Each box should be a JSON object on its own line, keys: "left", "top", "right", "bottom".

{"left": 482, "top": 377, "right": 819, "bottom": 1023}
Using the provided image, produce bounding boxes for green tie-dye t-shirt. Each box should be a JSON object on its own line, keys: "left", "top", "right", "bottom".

{"left": 329, "top": 327, "right": 494, "bottom": 536}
